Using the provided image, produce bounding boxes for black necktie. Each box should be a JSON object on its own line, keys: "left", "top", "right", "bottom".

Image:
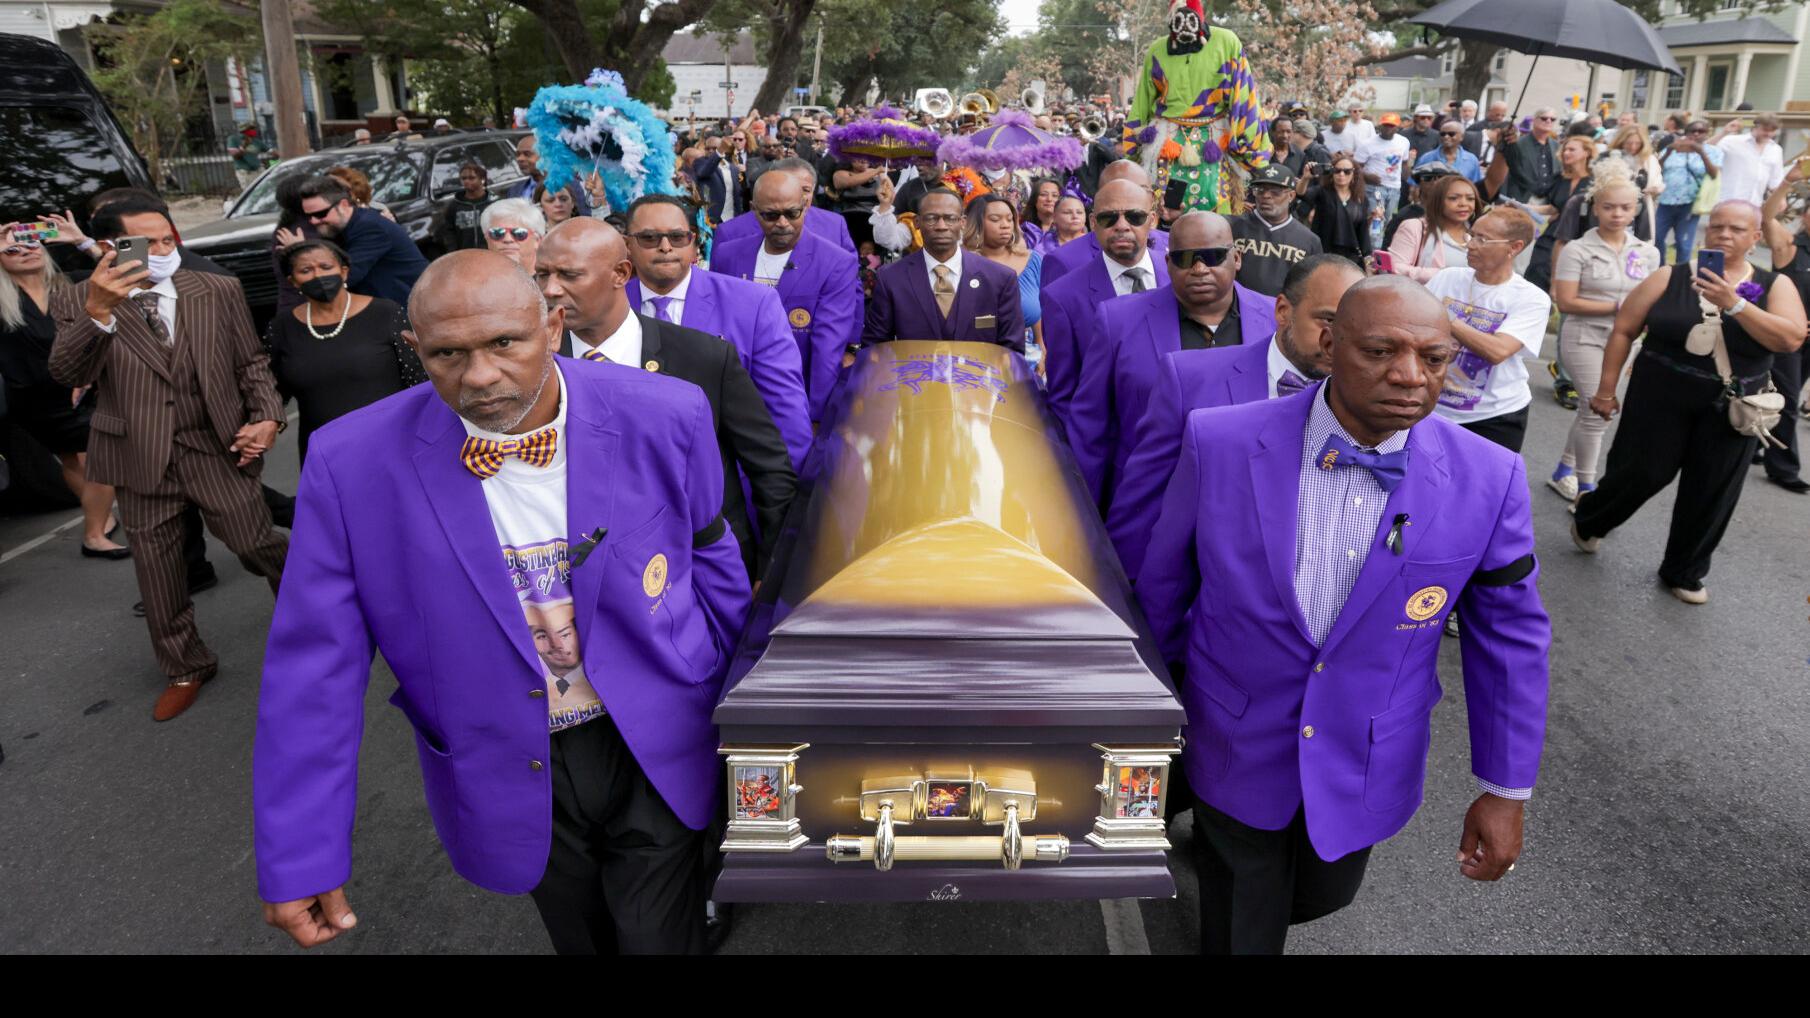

{"left": 1126, "top": 267, "right": 1149, "bottom": 293}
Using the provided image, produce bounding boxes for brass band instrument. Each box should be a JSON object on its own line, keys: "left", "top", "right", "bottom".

{"left": 917, "top": 88, "right": 954, "bottom": 119}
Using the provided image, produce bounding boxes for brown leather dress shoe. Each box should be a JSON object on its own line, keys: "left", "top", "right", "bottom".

{"left": 152, "top": 671, "right": 214, "bottom": 722}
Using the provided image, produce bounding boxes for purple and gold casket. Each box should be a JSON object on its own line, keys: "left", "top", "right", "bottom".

{"left": 711, "top": 341, "right": 1186, "bottom": 902}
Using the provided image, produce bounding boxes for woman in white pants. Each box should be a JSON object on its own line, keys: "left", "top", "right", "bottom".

{"left": 1548, "top": 165, "right": 1662, "bottom": 501}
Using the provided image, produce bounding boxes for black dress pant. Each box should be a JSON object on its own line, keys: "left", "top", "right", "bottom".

{"left": 1192, "top": 801, "right": 1371, "bottom": 955}
{"left": 1762, "top": 343, "right": 1807, "bottom": 481}
{"left": 1574, "top": 357, "right": 1758, "bottom": 590}
{"left": 1458, "top": 404, "right": 1529, "bottom": 453}
{"left": 529, "top": 717, "right": 707, "bottom": 955}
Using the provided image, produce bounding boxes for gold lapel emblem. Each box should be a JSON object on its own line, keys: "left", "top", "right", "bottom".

{"left": 1404, "top": 586, "right": 1448, "bottom": 623}
{"left": 788, "top": 307, "right": 812, "bottom": 328}
{"left": 644, "top": 359, "right": 660, "bottom": 372}
{"left": 643, "top": 553, "right": 670, "bottom": 597}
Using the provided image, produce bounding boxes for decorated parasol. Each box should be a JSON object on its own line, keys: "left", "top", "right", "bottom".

{"left": 827, "top": 105, "right": 941, "bottom": 166}
{"left": 936, "top": 110, "right": 1084, "bottom": 174}
{"left": 522, "top": 68, "right": 679, "bottom": 213}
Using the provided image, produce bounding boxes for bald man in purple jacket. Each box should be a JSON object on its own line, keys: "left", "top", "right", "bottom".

{"left": 1107, "top": 253, "right": 1362, "bottom": 580}
{"left": 1137, "top": 276, "right": 1548, "bottom": 954}
{"left": 255, "top": 253, "right": 750, "bottom": 955}
{"left": 1067, "top": 211, "right": 1277, "bottom": 509}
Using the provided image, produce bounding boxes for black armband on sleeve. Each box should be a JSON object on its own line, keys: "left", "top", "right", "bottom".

{"left": 1470, "top": 553, "right": 1535, "bottom": 587}
{"left": 692, "top": 513, "right": 727, "bottom": 549}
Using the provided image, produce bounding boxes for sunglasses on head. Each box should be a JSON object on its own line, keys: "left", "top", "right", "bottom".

{"left": 486, "top": 226, "right": 532, "bottom": 241}
{"left": 1094, "top": 208, "right": 1151, "bottom": 228}
{"left": 757, "top": 207, "right": 806, "bottom": 222}
{"left": 630, "top": 229, "right": 694, "bottom": 249}
{"left": 1168, "top": 246, "right": 1233, "bottom": 269}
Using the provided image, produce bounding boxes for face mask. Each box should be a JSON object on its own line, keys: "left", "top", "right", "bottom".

{"left": 298, "top": 274, "right": 345, "bottom": 303}
{"left": 145, "top": 251, "right": 182, "bottom": 283}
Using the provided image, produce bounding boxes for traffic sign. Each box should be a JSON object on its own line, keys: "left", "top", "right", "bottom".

{"left": 718, "top": 81, "right": 737, "bottom": 88}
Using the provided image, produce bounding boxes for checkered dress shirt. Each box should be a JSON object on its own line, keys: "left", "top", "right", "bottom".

{"left": 1294, "top": 385, "right": 1408, "bottom": 647}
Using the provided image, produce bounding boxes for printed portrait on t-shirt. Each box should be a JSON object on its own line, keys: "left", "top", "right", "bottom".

{"left": 504, "top": 537, "right": 605, "bottom": 731}
{"left": 1435, "top": 296, "right": 1507, "bottom": 412}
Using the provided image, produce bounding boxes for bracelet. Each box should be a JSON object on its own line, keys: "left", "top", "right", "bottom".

{"left": 77, "top": 239, "right": 97, "bottom": 253}
{"left": 1726, "top": 297, "right": 1749, "bottom": 317}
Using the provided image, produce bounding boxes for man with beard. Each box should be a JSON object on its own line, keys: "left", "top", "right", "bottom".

{"left": 1230, "top": 163, "right": 1322, "bottom": 297}
{"left": 1067, "top": 210, "right": 1276, "bottom": 508}
{"left": 1107, "top": 253, "right": 1360, "bottom": 581}
{"left": 255, "top": 250, "right": 750, "bottom": 954}
{"left": 297, "top": 176, "right": 428, "bottom": 305}
{"left": 1136, "top": 274, "right": 1549, "bottom": 954}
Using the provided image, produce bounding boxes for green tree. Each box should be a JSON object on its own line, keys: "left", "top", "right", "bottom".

{"left": 816, "top": 0, "right": 1005, "bottom": 102}
{"left": 506, "top": 0, "right": 717, "bottom": 94}
{"left": 82, "top": 0, "right": 262, "bottom": 182}
{"left": 700, "top": 0, "right": 820, "bottom": 113}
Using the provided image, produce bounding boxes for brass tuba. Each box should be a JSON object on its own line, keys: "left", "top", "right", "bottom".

{"left": 1078, "top": 113, "right": 1107, "bottom": 142}
{"left": 917, "top": 88, "right": 954, "bottom": 119}
{"left": 959, "top": 92, "right": 990, "bottom": 117}
{"left": 1021, "top": 87, "right": 1046, "bottom": 116}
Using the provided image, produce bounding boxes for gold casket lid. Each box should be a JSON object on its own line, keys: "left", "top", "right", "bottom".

{"left": 773, "top": 341, "right": 1136, "bottom": 641}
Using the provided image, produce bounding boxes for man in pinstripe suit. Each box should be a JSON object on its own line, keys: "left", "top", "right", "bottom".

{"left": 50, "top": 197, "right": 288, "bottom": 721}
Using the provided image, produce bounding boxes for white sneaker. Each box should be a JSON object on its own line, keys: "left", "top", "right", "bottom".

{"left": 1570, "top": 520, "right": 1600, "bottom": 553}
{"left": 1546, "top": 473, "right": 1579, "bottom": 501}
{"left": 1670, "top": 585, "right": 1708, "bottom": 605}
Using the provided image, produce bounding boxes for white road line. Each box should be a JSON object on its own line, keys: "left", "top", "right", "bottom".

{"left": 1, "top": 410, "right": 300, "bottom": 566}
{"left": 1099, "top": 898, "right": 1151, "bottom": 955}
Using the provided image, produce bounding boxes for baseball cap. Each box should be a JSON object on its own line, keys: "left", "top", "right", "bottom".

{"left": 1251, "top": 163, "right": 1298, "bottom": 189}
{"left": 433, "top": 118, "right": 451, "bottom": 127}
{"left": 1330, "top": 109, "right": 1349, "bottom": 121}
{"left": 1379, "top": 112, "right": 1402, "bottom": 127}
{"left": 1413, "top": 104, "right": 1434, "bottom": 117}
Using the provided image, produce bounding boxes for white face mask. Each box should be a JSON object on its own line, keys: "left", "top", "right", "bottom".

{"left": 145, "top": 250, "right": 182, "bottom": 283}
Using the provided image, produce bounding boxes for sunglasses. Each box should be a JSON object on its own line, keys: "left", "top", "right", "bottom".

{"left": 487, "top": 226, "right": 533, "bottom": 241}
{"left": 1094, "top": 208, "right": 1151, "bottom": 228}
{"left": 1535, "top": 116, "right": 1558, "bottom": 122}
{"left": 2, "top": 243, "right": 41, "bottom": 256}
{"left": 1331, "top": 167, "right": 1355, "bottom": 174}
{"left": 629, "top": 229, "right": 694, "bottom": 249}
{"left": 1440, "top": 131, "right": 1463, "bottom": 138}
{"left": 757, "top": 207, "right": 806, "bottom": 222}
{"left": 303, "top": 207, "right": 337, "bottom": 222}
{"left": 1168, "top": 246, "right": 1233, "bottom": 269}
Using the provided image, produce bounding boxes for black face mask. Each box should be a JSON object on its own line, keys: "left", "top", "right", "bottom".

{"left": 298, "top": 274, "right": 344, "bottom": 303}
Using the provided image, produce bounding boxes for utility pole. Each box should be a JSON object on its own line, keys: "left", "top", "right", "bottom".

{"left": 809, "top": 17, "right": 823, "bottom": 105}
{"left": 260, "top": 0, "right": 311, "bottom": 157}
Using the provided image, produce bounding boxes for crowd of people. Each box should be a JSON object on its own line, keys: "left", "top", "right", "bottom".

{"left": 2, "top": 41, "right": 1807, "bottom": 957}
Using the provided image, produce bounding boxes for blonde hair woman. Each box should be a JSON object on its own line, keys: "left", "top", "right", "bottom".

{"left": 1601, "top": 125, "right": 1665, "bottom": 235}
{"left": 1547, "top": 162, "right": 1661, "bottom": 500}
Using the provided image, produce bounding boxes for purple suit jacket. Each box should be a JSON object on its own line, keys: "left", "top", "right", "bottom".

{"left": 254, "top": 362, "right": 751, "bottom": 901}
{"left": 1136, "top": 391, "right": 1549, "bottom": 861}
{"left": 629, "top": 269, "right": 812, "bottom": 468}
{"left": 1038, "top": 239, "right": 1170, "bottom": 434}
{"left": 1107, "top": 342, "right": 1270, "bottom": 581}
{"left": 1069, "top": 283, "right": 1277, "bottom": 510}
{"left": 711, "top": 231, "right": 862, "bottom": 422}
{"left": 861, "top": 250, "right": 1024, "bottom": 351}
{"left": 712, "top": 204, "right": 855, "bottom": 254}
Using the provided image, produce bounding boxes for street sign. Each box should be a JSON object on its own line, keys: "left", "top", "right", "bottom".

{"left": 718, "top": 81, "right": 737, "bottom": 88}
{"left": 794, "top": 87, "right": 808, "bottom": 96}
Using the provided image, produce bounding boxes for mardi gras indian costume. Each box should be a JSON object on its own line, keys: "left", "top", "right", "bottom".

{"left": 1123, "top": 0, "right": 1271, "bottom": 214}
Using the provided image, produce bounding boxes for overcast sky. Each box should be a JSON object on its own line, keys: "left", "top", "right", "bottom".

{"left": 1000, "top": 0, "right": 1042, "bottom": 35}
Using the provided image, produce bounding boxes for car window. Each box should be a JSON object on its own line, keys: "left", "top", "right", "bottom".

{"left": 0, "top": 105, "right": 132, "bottom": 226}
{"left": 233, "top": 150, "right": 423, "bottom": 217}
{"left": 430, "top": 142, "right": 517, "bottom": 195}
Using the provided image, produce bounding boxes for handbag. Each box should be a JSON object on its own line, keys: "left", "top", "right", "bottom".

{"left": 1707, "top": 306, "right": 1787, "bottom": 448}
{"left": 1690, "top": 158, "right": 1720, "bottom": 215}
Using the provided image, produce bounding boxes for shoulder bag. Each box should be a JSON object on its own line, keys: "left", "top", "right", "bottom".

{"left": 1700, "top": 296, "right": 1786, "bottom": 447}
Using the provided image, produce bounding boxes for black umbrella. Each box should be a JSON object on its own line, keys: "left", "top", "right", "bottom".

{"left": 1409, "top": 0, "right": 1682, "bottom": 114}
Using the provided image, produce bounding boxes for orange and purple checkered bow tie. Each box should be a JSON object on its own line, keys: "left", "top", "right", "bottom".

{"left": 460, "top": 427, "right": 557, "bottom": 478}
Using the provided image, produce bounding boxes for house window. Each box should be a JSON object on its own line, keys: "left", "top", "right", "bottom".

{"left": 1441, "top": 53, "right": 1455, "bottom": 75}
{"left": 1492, "top": 52, "right": 1507, "bottom": 72}
{"left": 1704, "top": 60, "right": 1734, "bottom": 110}
{"left": 1631, "top": 69, "right": 1651, "bottom": 110}
{"left": 1666, "top": 68, "right": 1688, "bottom": 109}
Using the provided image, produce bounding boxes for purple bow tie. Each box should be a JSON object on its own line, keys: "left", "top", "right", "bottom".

{"left": 1316, "top": 433, "right": 1410, "bottom": 493}
{"left": 1276, "top": 370, "right": 1311, "bottom": 397}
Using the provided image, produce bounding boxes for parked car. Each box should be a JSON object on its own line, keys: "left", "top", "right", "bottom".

{"left": 181, "top": 131, "right": 529, "bottom": 326}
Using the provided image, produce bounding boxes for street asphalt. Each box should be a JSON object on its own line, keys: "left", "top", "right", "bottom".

{"left": 2, "top": 350, "right": 1806, "bottom": 955}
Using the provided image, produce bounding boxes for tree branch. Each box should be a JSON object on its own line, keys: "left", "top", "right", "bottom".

{"left": 1354, "top": 41, "right": 1451, "bottom": 67}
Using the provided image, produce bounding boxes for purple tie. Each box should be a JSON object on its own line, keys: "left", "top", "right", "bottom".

{"left": 650, "top": 295, "right": 675, "bottom": 323}
{"left": 1276, "top": 371, "right": 1311, "bottom": 397}
{"left": 1316, "top": 433, "right": 1410, "bottom": 493}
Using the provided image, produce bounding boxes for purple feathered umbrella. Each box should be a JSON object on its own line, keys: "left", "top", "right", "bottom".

{"left": 827, "top": 106, "right": 941, "bottom": 166}
{"left": 937, "top": 110, "right": 1084, "bottom": 174}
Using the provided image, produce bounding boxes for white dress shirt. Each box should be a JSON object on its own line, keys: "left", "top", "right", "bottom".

{"left": 717, "top": 160, "right": 740, "bottom": 220}
{"left": 90, "top": 276, "right": 178, "bottom": 337}
{"left": 1265, "top": 336, "right": 1305, "bottom": 400}
{"left": 1103, "top": 249, "right": 1156, "bottom": 295}
{"left": 569, "top": 310, "right": 643, "bottom": 366}
{"left": 639, "top": 267, "right": 693, "bottom": 324}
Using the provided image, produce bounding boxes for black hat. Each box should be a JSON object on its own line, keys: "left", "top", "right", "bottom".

{"left": 1410, "top": 161, "right": 1455, "bottom": 182}
{"left": 1251, "top": 163, "right": 1298, "bottom": 189}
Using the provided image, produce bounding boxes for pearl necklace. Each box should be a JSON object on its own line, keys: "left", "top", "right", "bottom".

{"left": 305, "top": 294, "right": 351, "bottom": 340}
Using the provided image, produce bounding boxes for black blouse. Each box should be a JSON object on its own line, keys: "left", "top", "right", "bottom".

{"left": 267, "top": 297, "right": 424, "bottom": 463}
{"left": 1644, "top": 262, "right": 1780, "bottom": 379}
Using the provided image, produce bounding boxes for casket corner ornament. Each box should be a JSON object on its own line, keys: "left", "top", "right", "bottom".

{"left": 712, "top": 342, "right": 1187, "bottom": 904}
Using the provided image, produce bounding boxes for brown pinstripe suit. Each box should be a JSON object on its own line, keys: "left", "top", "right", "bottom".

{"left": 49, "top": 269, "right": 288, "bottom": 684}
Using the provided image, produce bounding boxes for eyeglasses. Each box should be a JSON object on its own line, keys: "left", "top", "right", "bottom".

{"left": 757, "top": 207, "right": 806, "bottom": 222}
{"left": 487, "top": 226, "right": 533, "bottom": 241}
{"left": 1535, "top": 115, "right": 1558, "bottom": 122}
{"left": 1167, "top": 246, "right": 1233, "bottom": 269}
{"left": 629, "top": 229, "right": 695, "bottom": 249}
{"left": 1093, "top": 208, "right": 1151, "bottom": 228}
{"left": 917, "top": 214, "right": 962, "bottom": 226}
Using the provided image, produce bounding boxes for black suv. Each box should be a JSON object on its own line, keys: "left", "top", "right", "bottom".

{"left": 182, "top": 131, "right": 529, "bottom": 323}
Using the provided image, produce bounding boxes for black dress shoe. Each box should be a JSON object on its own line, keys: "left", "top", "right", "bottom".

{"left": 81, "top": 543, "right": 132, "bottom": 560}
{"left": 132, "top": 570, "right": 221, "bottom": 617}
{"left": 1770, "top": 475, "right": 1810, "bottom": 494}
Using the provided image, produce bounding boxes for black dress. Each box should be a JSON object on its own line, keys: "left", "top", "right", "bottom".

{"left": 0, "top": 284, "right": 92, "bottom": 454}
{"left": 266, "top": 297, "right": 425, "bottom": 463}
{"left": 1302, "top": 185, "right": 1372, "bottom": 263}
{"left": 1574, "top": 264, "right": 1782, "bottom": 589}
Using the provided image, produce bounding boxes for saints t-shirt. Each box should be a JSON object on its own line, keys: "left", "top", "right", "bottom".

{"left": 460, "top": 365, "right": 605, "bottom": 731}
{"left": 1231, "top": 211, "right": 1324, "bottom": 297}
{"left": 754, "top": 247, "right": 789, "bottom": 287}
{"left": 1423, "top": 267, "right": 1550, "bottom": 425}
